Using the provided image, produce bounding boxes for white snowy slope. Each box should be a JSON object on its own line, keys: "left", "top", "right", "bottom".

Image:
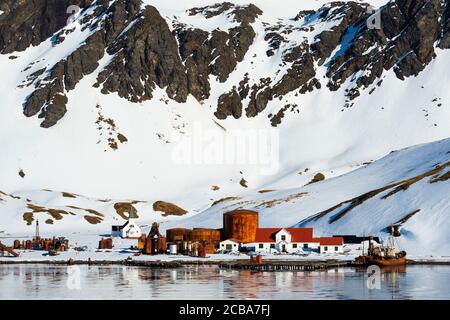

{"left": 164, "top": 137, "right": 450, "bottom": 256}
{"left": 0, "top": 0, "right": 449, "bottom": 256}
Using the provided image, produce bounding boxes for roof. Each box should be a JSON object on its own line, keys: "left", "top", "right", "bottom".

{"left": 333, "top": 235, "right": 380, "bottom": 244}
{"left": 254, "top": 228, "right": 314, "bottom": 243}
{"left": 224, "top": 209, "right": 258, "bottom": 216}
{"left": 317, "top": 237, "right": 344, "bottom": 246}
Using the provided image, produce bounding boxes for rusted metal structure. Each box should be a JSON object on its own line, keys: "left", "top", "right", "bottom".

{"left": 143, "top": 236, "right": 153, "bottom": 254}
{"left": 14, "top": 236, "right": 69, "bottom": 252}
{"left": 157, "top": 236, "right": 167, "bottom": 253}
{"left": 141, "top": 222, "right": 167, "bottom": 255}
{"left": 204, "top": 244, "right": 216, "bottom": 254}
{"left": 191, "top": 242, "right": 206, "bottom": 258}
{"left": 223, "top": 209, "right": 259, "bottom": 243}
{"left": 166, "top": 228, "right": 189, "bottom": 242}
{"left": 0, "top": 242, "right": 19, "bottom": 257}
{"left": 187, "top": 228, "right": 221, "bottom": 245}
{"left": 98, "top": 237, "right": 113, "bottom": 250}
{"left": 354, "top": 236, "right": 407, "bottom": 266}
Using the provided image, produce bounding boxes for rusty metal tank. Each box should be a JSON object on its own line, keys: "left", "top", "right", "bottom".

{"left": 157, "top": 236, "right": 167, "bottom": 253}
{"left": 143, "top": 237, "right": 154, "bottom": 255}
{"left": 187, "top": 228, "right": 221, "bottom": 245}
{"left": 105, "top": 238, "right": 113, "bottom": 249}
{"left": 223, "top": 209, "right": 259, "bottom": 243}
{"left": 13, "top": 240, "right": 20, "bottom": 250}
{"left": 25, "top": 240, "right": 32, "bottom": 250}
{"left": 98, "top": 238, "right": 113, "bottom": 250}
{"left": 166, "top": 228, "right": 189, "bottom": 242}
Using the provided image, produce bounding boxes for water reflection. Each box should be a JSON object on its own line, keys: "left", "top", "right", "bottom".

{"left": 0, "top": 264, "right": 448, "bottom": 300}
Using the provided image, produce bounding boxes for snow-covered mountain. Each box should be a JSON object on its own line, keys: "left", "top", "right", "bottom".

{"left": 1, "top": 0, "right": 449, "bottom": 255}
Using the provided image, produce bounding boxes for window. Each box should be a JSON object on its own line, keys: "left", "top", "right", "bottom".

{"left": 292, "top": 244, "right": 297, "bottom": 248}
{"left": 303, "top": 243, "right": 308, "bottom": 249}
{"left": 324, "top": 246, "right": 328, "bottom": 251}
{"left": 281, "top": 235, "right": 286, "bottom": 241}
{"left": 259, "top": 244, "right": 264, "bottom": 249}
{"left": 335, "top": 246, "right": 339, "bottom": 251}
{"left": 226, "top": 244, "right": 232, "bottom": 250}
{"left": 234, "top": 244, "right": 237, "bottom": 247}
{"left": 270, "top": 243, "right": 275, "bottom": 249}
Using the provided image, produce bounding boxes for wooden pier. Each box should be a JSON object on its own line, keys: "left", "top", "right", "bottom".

{"left": 218, "top": 260, "right": 350, "bottom": 271}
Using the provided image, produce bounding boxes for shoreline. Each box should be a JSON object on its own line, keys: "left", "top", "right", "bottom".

{"left": 1, "top": 258, "right": 450, "bottom": 267}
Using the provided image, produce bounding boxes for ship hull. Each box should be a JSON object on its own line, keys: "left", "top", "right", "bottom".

{"left": 353, "top": 256, "right": 407, "bottom": 267}
{"left": 372, "top": 257, "right": 407, "bottom": 267}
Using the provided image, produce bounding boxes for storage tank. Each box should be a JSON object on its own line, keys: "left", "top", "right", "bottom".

{"left": 157, "top": 236, "right": 167, "bottom": 254}
{"left": 166, "top": 228, "right": 189, "bottom": 242}
{"left": 169, "top": 244, "right": 177, "bottom": 255}
{"left": 223, "top": 210, "right": 259, "bottom": 243}
{"left": 143, "top": 237, "right": 153, "bottom": 255}
{"left": 13, "top": 240, "right": 20, "bottom": 250}
{"left": 187, "top": 228, "right": 221, "bottom": 245}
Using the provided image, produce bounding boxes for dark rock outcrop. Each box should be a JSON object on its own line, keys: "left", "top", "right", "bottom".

{"left": 215, "top": 88, "right": 242, "bottom": 119}
{"left": 96, "top": 5, "right": 188, "bottom": 103}
{"left": 8, "top": 0, "right": 450, "bottom": 128}
{"left": 0, "top": 0, "right": 95, "bottom": 54}
{"left": 326, "top": 0, "right": 445, "bottom": 100}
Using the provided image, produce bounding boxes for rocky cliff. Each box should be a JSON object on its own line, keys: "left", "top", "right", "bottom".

{"left": 1, "top": 0, "right": 449, "bottom": 127}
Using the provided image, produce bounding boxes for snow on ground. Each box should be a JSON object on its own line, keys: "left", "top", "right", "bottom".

{"left": 161, "top": 138, "right": 450, "bottom": 257}
{"left": 0, "top": 0, "right": 449, "bottom": 259}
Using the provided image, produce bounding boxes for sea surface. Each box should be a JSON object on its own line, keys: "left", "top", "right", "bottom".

{"left": 0, "top": 264, "right": 449, "bottom": 299}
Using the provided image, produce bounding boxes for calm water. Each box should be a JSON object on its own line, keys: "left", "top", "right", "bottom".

{"left": 0, "top": 264, "right": 449, "bottom": 299}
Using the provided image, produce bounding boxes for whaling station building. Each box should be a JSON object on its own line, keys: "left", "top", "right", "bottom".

{"left": 111, "top": 218, "right": 142, "bottom": 239}
{"left": 166, "top": 209, "right": 345, "bottom": 255}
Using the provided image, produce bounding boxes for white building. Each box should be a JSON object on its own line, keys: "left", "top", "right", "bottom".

{"left": 249, "top": 228, "right": 344, "bottom": 254}
{"left": 219, "top": 239, "right": 241, "bottom": 252}
{"left": 251, "top": 228, "right": 319, "bottom": 254}
{"left": 111, "top": 219, "right": 142, "bottom": 239}
{"left": 318, "top": 237, "right": 344, "bottom": 254}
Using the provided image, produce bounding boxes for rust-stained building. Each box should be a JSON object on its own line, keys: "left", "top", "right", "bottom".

{"left": 98, "top": 237, "right": 113, "bottom": 250}
{"left": 223, "top": 209, "right": 259, "bottom": 243}
{"left": 166, "top": 228, "right": 190, "bottom": 243}
{"left": 140, "top": 222, "right": 167, "bottom": 255}
{"left": 186, "top": 228, "right": 221, "bottom": 245}
{"left": 166, "top": 227, "right": 222, "bottom": 254}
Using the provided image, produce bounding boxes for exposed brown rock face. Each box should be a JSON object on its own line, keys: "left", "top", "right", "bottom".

{"left": 4, "top": 0, "right": 450, "bottom": 128}
{"left": 176, "top": 2, "right": 261, "bottom": 102}
{"left": 153, "top": 201, "right": 188, "bottom": 216}
{"left": 326, "top": 0, "right": 446, "bottom": 102}
{"left": 114, "top": 202, "right": 139, "bottom": 219}
{"left": 21, "top": 0, "right": 141, "bottom": 128}
{"left": 96, "top": 5, "right": 188, "bottom": 103}
{"left": 0, "top": 0, "right": 94, "bottom": 54}
{"left": 215, "top": 89, "right": 243, "bottom": 119}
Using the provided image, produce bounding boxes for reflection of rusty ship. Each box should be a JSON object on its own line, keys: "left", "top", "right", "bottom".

{"left": 354, "top": 236, "right": 407, "bottom": 267}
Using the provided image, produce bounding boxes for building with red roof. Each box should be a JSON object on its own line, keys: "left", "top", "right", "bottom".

{"left": 316, "top": 237, "right": 344, "bottom": 254}
{"left": 245, "top": 228, "right": 345, "bottom": 254}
